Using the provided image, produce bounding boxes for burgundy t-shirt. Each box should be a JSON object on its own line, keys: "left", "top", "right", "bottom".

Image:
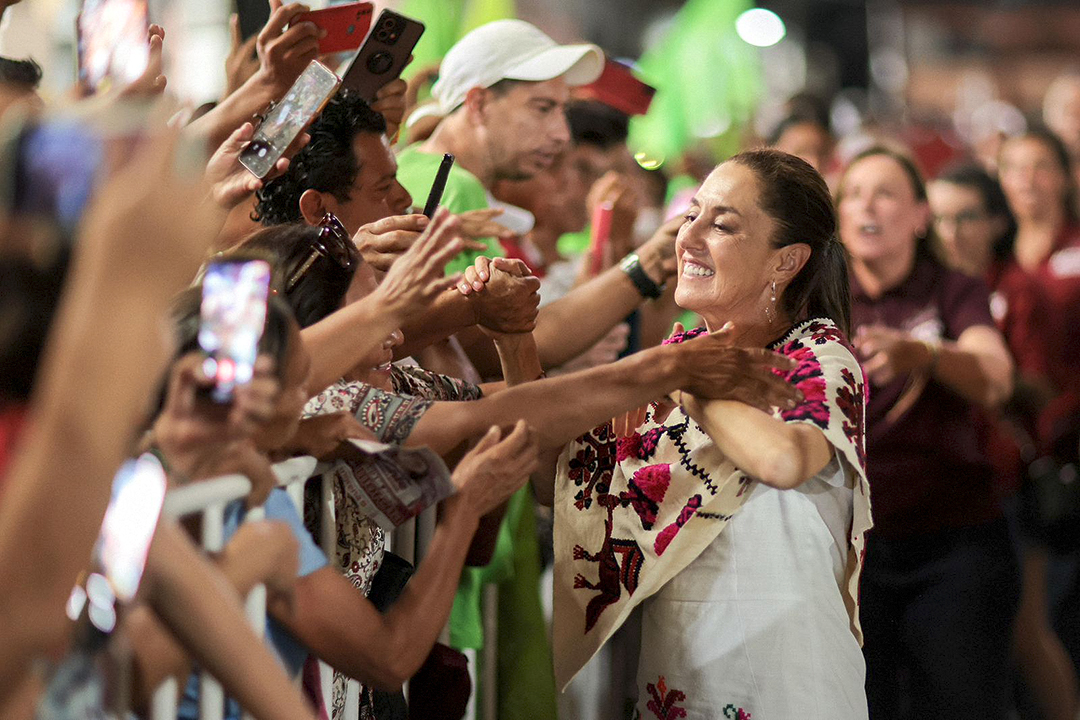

{"left": 851, "top": 254, "right": 1000, "bottom": 538}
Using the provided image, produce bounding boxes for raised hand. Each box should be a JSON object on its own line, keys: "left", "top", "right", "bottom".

{"left": 225, "top": 14, "right": 261, "bottom": 98}
{"left": 449, "top": 420, "right": 541, "bottom": 518}
{"left": 457, "top": 256, "right": 542, "bottom": 334}
{"left": 352, "top": 213, "right": 430, "bottom": 272}
{"left": 369, "top": 207, "right": 466, "bottom": 322}
{"left": 203, "top": 121, "right": 301, "bottom": 209}
{"left": 371, "top": 77, "right": 408, "bottom": 140}
{"left": 222, "top": 519, "right": 300, "bottom": 603}
{"left": 255, "top": 1, "right": 323, "bottom": 96}
{"left": 117, "top": 24, "right": 168, "bottom": 98}
{"left": 151, "top": 354, "right": 280, "bottom": 481}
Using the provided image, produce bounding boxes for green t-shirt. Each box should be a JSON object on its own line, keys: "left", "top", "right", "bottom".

{"left": 395, "top": 144, "right": 503, "bottom": 276}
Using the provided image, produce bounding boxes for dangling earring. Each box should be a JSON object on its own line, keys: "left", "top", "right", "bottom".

{"left": 764, "top": 279, "right": 777, "bottom": 324}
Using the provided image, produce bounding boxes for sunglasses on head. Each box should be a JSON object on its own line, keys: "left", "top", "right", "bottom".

{"left": 284, "top": 212, "right": 355, "bottom": 293}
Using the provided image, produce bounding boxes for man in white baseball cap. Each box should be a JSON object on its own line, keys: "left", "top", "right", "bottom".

{"left": 396, "top": 19, "right": 604, "bottom": 275}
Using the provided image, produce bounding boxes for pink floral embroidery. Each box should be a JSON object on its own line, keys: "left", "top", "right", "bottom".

{"left": 654, "top": 495, "right": 701, "bottom": 556}
{"left": 623, "top": 464, "right": 671, "bottom": 530}
{"left": 645, "top": 676, "right": 687, "bottom": 719}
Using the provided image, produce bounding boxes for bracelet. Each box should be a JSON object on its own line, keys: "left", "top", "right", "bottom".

{"left": 921, "top": 339, "right": 941, "bottom": 374}
{"left": 619, "top": 253, "right": 665, "bottom": 300}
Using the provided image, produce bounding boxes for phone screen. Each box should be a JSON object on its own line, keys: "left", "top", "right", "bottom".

{"left": 96, "top": 453, "right": 168, "bottom": 602}
{"left": 240, "top": 60, "right": 341, "bottom": 178}
{"left": 198, "top": 260, "right": 272, "bottom": 404}
{"left": 13, "top": 120, "right": 103, "bottom": 230}
{"left": 78, "top": 0, "right": 151, "bottom": 93}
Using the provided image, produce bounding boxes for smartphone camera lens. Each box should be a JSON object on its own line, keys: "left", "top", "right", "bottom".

{"left": 366, "top": 51, "right": 393, "bottom": 74}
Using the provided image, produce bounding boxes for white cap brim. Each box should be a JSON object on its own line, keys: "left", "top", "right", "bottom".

{"left": 405, "top": 102, "right": 445, "bottom": 129}
{"left": 504, "top": 44, "right": 604, "bottom": 87}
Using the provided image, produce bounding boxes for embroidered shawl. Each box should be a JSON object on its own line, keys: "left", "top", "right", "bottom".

{"left": 552, "top": 319, "right": 872, "bottom": 689}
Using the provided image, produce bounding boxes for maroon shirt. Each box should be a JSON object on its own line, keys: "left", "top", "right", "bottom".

{"left": 991, "top": 226, "right": 1080, "bottom": 445}
{"left": 852, "top": 253, "right": 1000, "bottom": 538}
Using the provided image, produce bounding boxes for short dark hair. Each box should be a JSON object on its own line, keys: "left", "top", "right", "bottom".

{"left": 934, "top": 163, "right": 1017, "bottom": 262}
{"left": 566, "top": 99, "right": 629, "bottom": 150}
{"left": 0, "top": 57, "right": 42, "bottom": 91}
{"left": 234, "top": 223, "right": 358, "bottom": 329}
{"left": 728, "top": 149, "right": 852, "bottom": 337}
{"left": 254, "top": 90, "right": 387, "bottom": 226}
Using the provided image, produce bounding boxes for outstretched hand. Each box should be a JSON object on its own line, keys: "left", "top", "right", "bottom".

{"left": 674, "top": 322, "right": 801, "bottom": 411}
{"left": 450, "top": 420, "right": 541, "bottom": 518}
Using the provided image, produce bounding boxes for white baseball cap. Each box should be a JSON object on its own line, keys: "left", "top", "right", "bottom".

{"left": 408, "top": 20, "right": 604, "bottom": 127}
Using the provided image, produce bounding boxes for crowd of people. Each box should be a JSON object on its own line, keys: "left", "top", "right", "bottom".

{"left": 2, "top": 1, "right": 1080, "bottom": 719}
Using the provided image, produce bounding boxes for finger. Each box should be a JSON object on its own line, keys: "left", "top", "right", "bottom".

{"left": 671, "top": 321, "right": 685, "bottom": 337}
{"left": 262, "top": 2, "right": 308, "bottom": 39}
{"left": 474, "top": 255, "right": 491, "bottom": 282}
{"left": 361, "top": 213, "right": 430, "bottom": 236}
{"left": 229, "top": 13, "right": 243, "bottom": 48}
{"left": 473, "top": 425, "right": 502, "bottom": 453}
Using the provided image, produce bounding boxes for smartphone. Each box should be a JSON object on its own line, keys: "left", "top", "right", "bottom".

{"left": 292, "top": 1, "right": 373, "bottom": 55}
{"left": 422, "top": 153, "right": 454, "bottom": 218}
{"left": 11, "top": 119, "right": 104, "bottom": 231}
{"left": 97, "top": 453, "right": 169, "bottom": 602}
{"left": 235, "top": 0, "right": 271, "bottom": 41}
{"left": 240, "top": 60, "right": 341, "bottom": 179}
{"left": 340, "top": 9, "right": 425, "bottom": 102}
{"left": 77, "top": 0, "right": 151, "bottom": 94}
{"left": 197, "top": 259, "right": 272, "bottom": 404}
{"left": 576, "top": 58, "right": 656, "bottom": 117}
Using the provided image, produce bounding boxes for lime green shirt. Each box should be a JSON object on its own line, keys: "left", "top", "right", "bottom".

{"left": 395, "top": 144, "right": 503, "bottom": 276}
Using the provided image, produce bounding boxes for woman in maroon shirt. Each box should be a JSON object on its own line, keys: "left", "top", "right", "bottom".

{"left": 996, "top": 127, "right": 1080, "bottom": 720}
{"left": 837, "top": 146, "right": 1018, "bottom": 718}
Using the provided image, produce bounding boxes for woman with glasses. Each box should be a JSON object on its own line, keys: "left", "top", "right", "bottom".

{"left": 994, "top": 127, "right": 1080, "bottom": 720}
{"left": 837, "top": 146, "right": 1018, "bottom": 718}
{"left": 928, "top": 164, "right": 1017, "bottom": 280}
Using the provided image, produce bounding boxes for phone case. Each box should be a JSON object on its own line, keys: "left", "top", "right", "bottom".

{"left": 240, "top": 60, "right": 341, "bottom": 179}
{"left": 292, "top": 2, "right": 373, "bottom": 55}
{"left": 341, "top": 9, "right": 425, "bottom": 102}
{"left": 235, "top": 0, "right": 271, "bottom": 41}
{"left": 77, "top": 0, "right": 151, "bottom": 93}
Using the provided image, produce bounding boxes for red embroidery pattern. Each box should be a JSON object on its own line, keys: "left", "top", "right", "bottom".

{"left": 623, "top": 464, "right": 671, "bottom": 530}
{"left": 723, "top": 705, "right": 752, "bottom": 720}
{"left": 645, "top": 676, "right": 687, "bottom": 720}
{"left": 573, "top": 494, "right": 645, "bottom": 632}
{"left": 836, "top": 366, "right": 867, "bottom": 470}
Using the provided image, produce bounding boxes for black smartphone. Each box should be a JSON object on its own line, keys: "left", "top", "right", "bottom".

{"left": 422, "top": 153, "right": 454, "bottom": 218}
{"left": 340, "top": 9, "right": 425, "bottom": 102}
{"left": 197, "top": 259, "right": 272, "bottom": 404}
{"left": 240, "top": 59, "right": 341, "bottom": 179}
{"left": 77, "top": 0, "right": 151, "bottom": 94}
{"left": 235, "top": 0, "right": 271, "bottom": 41}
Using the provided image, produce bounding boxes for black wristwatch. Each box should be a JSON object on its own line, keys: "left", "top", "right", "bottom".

{"left": 620, "top": 253, "right": 665, "bottom": 300}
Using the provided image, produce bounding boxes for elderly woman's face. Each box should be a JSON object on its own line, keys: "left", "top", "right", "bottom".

{"left": 674, "top": 162, "right": 780, "bottom": 329}
{"left": 838, "top": 155, "right": 928, "bottom": 266}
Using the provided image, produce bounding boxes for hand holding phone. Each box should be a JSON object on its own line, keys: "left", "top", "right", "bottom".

{"left": 291, "top": 2, "right": 373, "bottom": 55}
{"left": 340, "top": 9, "right": 425, "bottom": 102}
{"left": 77, "top": 0, "right": 151, "bottom": 94}
{"left": 422, "top": 153, "right": 455, "bottom": 219}
{"left": 198, "top": 259, "right": 272, "bottom": 404}
{"left": 240, "top": 59, "right": 341, "bottom": 179}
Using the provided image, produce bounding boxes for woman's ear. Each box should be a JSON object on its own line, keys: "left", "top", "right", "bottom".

{"left": 774, "top": 243, "right": 812, "bottom": 283}
{"left": 298, "top": 189, "right": 328, "bottom": 226}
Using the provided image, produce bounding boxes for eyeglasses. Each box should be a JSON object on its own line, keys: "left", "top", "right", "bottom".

{"left": 932, "top": 209, "right": 987, "bottom": 229}
{"left": 284, "top": 212, "right": 355, "bottom": 292}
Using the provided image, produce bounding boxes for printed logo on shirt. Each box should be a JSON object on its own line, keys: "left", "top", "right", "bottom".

{"left": 905, "top": 306, "right": 944, "bottom": 342}
{"left": 1049, "top": 247, "right": 1080, "bottom": 278}
{"left": 990, "top": 291, "right": 1007, "bottom": 323}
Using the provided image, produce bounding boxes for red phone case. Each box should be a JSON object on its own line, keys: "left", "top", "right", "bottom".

{"left": 576, "top": 58, "right": 656, "bottom": 117}
{"left": 292, "top": 2, "right": 373, "bottom": 55}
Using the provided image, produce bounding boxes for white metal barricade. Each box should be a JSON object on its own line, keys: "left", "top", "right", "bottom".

{"left": 148, "top": 455, "right": 447, "bottom": 720}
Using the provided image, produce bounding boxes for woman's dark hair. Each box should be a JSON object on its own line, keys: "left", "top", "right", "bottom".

{"left": 1002, "top": 126, "right": 1079, "bottom": 224}
{"left": 254, "top": 91, "right": 388, "bottom": 226}
{"left": 836, "top": 145, "right": 939, "bottom": 261}
{"left": 234, "top": 223, "right": 358, "bottom": 328}
{"left": 727, "top": 149, "right": 852, "bottom": 337}
{"left": 934, "top": 163, "right": 1017, "bottom": 262}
